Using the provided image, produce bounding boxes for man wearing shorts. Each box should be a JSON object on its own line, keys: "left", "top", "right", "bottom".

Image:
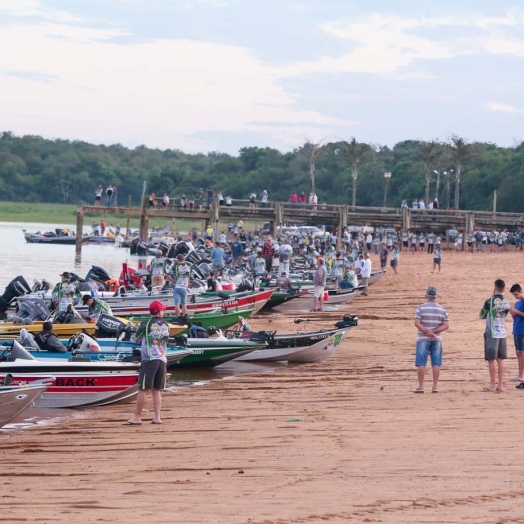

{"left": 480, "top": 279, "right": 510, "bottom": 391}
{"left": 125, "top": 300, "right": 169, "bottom": 425}
{"left": 312, "top": 257, "right": 327, "bottom": 312}
{"left": 414, "top": 286, "right": 449, "bottom": 393}
{"left": 509, "top": 283, "right": 524, "bottom": 385}
{"left": 167, "top": 254, "right": 192, "bottom": 317}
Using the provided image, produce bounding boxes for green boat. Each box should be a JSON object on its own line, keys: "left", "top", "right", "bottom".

{"left": 127, "top": 308, "right": 255, "bottom": 334}
{"left": 93, "top": 336, "right": 265, "bottom": 368}
{"left": 172, "top": 338, "right": 267, "bottom": 367}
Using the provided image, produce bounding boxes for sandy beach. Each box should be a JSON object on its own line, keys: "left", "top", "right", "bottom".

{"left": 2, "top": 249, "right": 524, "bottom": 523}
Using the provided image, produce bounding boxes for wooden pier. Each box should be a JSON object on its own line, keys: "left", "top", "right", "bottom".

{"left": 75, "top": 200, "right": 524, "bottom": 253}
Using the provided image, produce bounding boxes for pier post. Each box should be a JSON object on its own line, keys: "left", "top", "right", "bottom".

{"left": 402, "top": 208, "right": 411, "bottom": 232}
{"left": 75, "top": 207, "right": 84, "bottom": 254}
{"left": 139, "top": 211, "right": 149, "bottom": 240}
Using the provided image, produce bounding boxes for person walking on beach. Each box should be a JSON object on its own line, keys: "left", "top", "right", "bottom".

{"left": 509, "top": 283, "right": 524, "bottom": 385}
{"left": 432, "top": 242, "right": 442, "bottom": 273}
{"left": 480, "top": 279, "right": 510, "bottom": 392}
{"left": 312, "top": 257, "right": 327, "bottom": 312}
{"left": 414, "top": 286, "right": 449, "bottom": 393}
{"left": 379, "top": 243, "right": 388, "bottom": 269}
{"left": 390, "top": 243, "right": 399, "bottom": 274}
{"left": 360, "top": 252, "right": 371, "bottom": 296}
{"left": 124, "top": 300, "right": 169, "bottom": 425}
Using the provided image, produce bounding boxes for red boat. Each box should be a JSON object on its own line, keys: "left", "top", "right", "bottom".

{"left": 0, "top": 371, "right": 139, "bottom": 409}
{"left": 105, "top": 289, "right": 275, "bottom": 318}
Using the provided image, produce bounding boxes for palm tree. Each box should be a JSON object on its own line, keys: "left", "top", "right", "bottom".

{"left": 448, "top": 135, "right": 473, "bottom": 210}
{"left": 419, "top": 140, "right": 442, "bottom": 207}
{"left": 297, "top": 140, "right": 326, "bottom": 194}
{"left": 341, "top": 138, "right": 373, "bottom": 208}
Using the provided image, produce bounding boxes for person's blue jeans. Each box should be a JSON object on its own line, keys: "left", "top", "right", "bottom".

{"left": 415, "top": 340, "right": 443, "bottom": 367}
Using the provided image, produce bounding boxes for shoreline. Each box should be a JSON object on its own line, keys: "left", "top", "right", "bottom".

{"left": 2, "top": 251, "right": 524, "bottom": 522}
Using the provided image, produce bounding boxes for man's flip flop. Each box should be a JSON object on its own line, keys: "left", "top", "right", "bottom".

{"left": 432, "top": 389, "right": 438, "bottom": 393}
{"left": 482, "top": 387, "right": 496, "bottom": 392}
{"left": 151, "top": 421, "right": 162, "bottom": 425}
{"left": 414, "top": 389, "right": 424, "bottom": 393}
{"left": 123, "top": 420, "right": 142, "bottom": 425}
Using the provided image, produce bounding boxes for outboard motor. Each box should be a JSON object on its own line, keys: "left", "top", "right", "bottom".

{"left": 237, "top": 278, "right": 254, "bottom": 292}
{"left": 136, "top": 241, "right": 149, "bottom": 256}
{"left": 157, "top": 241, "right": 170, "bottom": 255}
{"left": 84, "top": 265, "right": 111, "bottom": 285}
{"left": 95, "top": 314, "right": 129, "bottom": 338}
{"left": 0, "top": 276, "right": 32, "bottom": 318}
{"left": 17, "top": 298, "right": 50, "bottom": 321}
{"left": 0, "top": 340, "right": 36, "bottom": 362}
{"left": 197, "top": 263, "right": 212, "bottom": 278}
{"left": 130, "top": 238, "right": 141, "bottom": 255}
{"left": 190, "top": 264, "right": 205, "bottom": 280}
{"left": 31, "top": 279, "right": 51, "bottom": 293}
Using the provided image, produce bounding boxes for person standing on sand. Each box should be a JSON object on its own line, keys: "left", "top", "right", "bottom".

{"left": 390, "top": 243, "right": 399, "bottom": 274}
{"left": 360, "top": 252, "right": 371, "bottom": 296}
{"left": 414, "top": 286, "right": 449, "bottom": 393}
{"left": 379, "top": 243, "right": 388, "bottom": 269}
{"left": 480, "top": 279, "right": 510, "bottom": 392}
{"left": 509, "top": 283, "right": 524, "bottom": 385}
{"left": 124, "top": 300, "right": 168, "bottom": 425}
{"left": 312, "top": 257, "right": 327, "bottom": 312}
{"left": 432, "top": 242, "right": 442, "bottom": 273}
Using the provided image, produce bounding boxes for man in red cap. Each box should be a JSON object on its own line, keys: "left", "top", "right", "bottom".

{"left": 124, "top": 300, "right": 169, "bottom": 425}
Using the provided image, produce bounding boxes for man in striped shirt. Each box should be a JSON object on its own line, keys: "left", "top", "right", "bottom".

{"left": 414, "top": 286, "right": 450, "bottom": 393}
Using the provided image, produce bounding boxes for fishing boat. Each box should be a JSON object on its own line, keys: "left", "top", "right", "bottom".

{"left": 233, "top": 316, "right": 358, "bottom": 363}
{"left": 0, "top": 308, "right": 188, "bottom": 340}
{"left": 94, "top": 337, "right": 266, "bottom": 368}
{"left": 272, "top": 286, "right": 362, "bottom": 313}
{"left": 12, "top": 331, "right": 191, "bottom": 368}
{"left": 0, "top": 340, "right": 142, "bottom": 372}
{"left": 0, "top": 372, "right": 139, "bottom": 409}
{"left": 0, "top": 382, "right": 49, "bottom": 427}
{"left": 128, "top": 308, "right": 255, "bottom": 334}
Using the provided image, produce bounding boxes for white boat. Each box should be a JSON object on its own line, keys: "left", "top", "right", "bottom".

{"left": 0, "top": 383, "right": 49, "bottom": 427}
{"left": 234, "top": 320, "right": 356, "bottom": 363}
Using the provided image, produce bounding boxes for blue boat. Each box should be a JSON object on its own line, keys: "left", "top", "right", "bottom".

{"left": 1, "top": 333, "right": 190, "bottom": 369}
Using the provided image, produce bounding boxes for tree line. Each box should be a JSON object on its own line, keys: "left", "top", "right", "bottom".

{"left": 0, "top": 131, "right": 522, "bottom": 212}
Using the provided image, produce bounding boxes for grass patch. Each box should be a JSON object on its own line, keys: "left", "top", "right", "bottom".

{"left": 0, "top": 202, "right": 263, "bottom": 232}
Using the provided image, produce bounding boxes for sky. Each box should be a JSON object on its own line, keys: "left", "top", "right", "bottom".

{"left": 1, "top": 0, "right": 523, "bottom": 154}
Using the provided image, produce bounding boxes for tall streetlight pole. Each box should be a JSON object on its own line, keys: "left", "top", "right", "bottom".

{"left": 443, "top": 169, "right": 454, "bottom": 210}
{"left": 433, "top": 170, "right": 440, "bottom": 201}
{"left": 383, "top": 171, "right": 392, "bottom": 208}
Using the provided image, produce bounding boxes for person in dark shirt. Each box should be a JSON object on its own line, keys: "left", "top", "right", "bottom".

{"left": 34, "top": 322, "right": 66, "bottom": 353}
{"left": 207, "top": 272, "right": 217, "bottom": 292}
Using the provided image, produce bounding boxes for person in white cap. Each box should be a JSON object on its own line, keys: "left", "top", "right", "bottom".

{"left": 278, "top": 238, "right": 293, "bottom": 276}
{"left": 360, "top": 252, "right": 372, "bottom": 296}
{"left": 414, "top": 286, "right": 449, "bottom": 393}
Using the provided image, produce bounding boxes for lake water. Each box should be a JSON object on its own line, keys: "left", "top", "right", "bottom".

{"left": 0, "top": 221, "right": 145, "bottom": 290}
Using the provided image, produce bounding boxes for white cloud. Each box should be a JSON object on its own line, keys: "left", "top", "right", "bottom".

{"left": 277, "top": 12, "right": 524, "bottom": 78}
{"left": 486, "top": 102, "right": 522, "bottom": 114}
{"left": 0, "top": 20, "right": 348, "bottom": 152}
{"left": 485, "top": 38, "right": 524, "bottom": 56}
{"left": 0, "top": 0, "right": 81, "bottom": 22}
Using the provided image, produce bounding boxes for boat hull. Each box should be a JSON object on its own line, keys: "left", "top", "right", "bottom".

{"left": 1, "top": 372, "right": 139, "bottom": 409}
{"left": 0, "top": 385, "right": 48, "bottom": 427}
{"left": 236, "top": 328, "right": 350, "bottom": 363}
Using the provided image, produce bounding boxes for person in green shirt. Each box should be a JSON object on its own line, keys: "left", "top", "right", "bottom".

{"left": 432, "top": 242, "right": 442, "bottom": 273}
{"left": 51, "top": 272, "right": 82, "bottom": 312}
{"left": 81, "top": 295, "right": 113, "bottom": 323}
